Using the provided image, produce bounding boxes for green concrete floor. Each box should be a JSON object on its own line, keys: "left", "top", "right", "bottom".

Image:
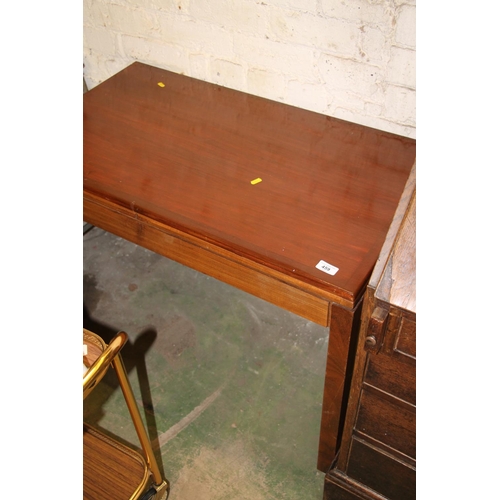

{"left": 83, "top": 227, "right": 329, "bottom": 499}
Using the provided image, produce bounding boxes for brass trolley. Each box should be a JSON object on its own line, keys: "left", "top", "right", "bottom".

{"left": 83, "top": 329, "right": 169, "bottom": 500}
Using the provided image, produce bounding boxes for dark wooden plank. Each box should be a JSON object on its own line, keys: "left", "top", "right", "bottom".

{"left": 324, "top": 474, "right": 374, "bottom": 500}
{"left": 317, "top": 302, "right": 362, "bottom": 472}
{"left": 347, "top": 438, "right": 416, "bottom": 499}
{"left": 364, "top": 349, "right": 416, "bottom": 405}
{"left": 376, "top": 192, "right": 416, "bottom": 314}
{"left": 367, "top": 163, "right": 416, "bottom": 292}
{"left": 355, "top": 388, "right": 416, "bottom": 459}
{"left": 394, "top": 314, "right": 416, "bottom": 358}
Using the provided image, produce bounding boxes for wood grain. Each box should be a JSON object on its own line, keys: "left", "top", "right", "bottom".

{"left": 317, "top": 302, "right": 362, "bottom": 472}
{"left": 347, "top": 438, "right": 415, "bottom": 499}
{"left": 365, "top": 348, "right": 416, "bottom": 405}
{"left": 368, "top": 163, "right": 416, "bottom": 292}
{"left": 376, "top": 192, "right": 416, "bottom": 313}
{"left": 84, "top": 62, "right": 416, "bottom": 307}
{"left": 83, "top": 425, "right": 148, "bottom": 500}
{"left": 356, "top": 388, "right": 416, "bottom": 459}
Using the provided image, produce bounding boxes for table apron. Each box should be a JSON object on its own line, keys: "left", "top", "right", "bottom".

{"left": 83, "top": 195, "right": 343, "bottom": 326}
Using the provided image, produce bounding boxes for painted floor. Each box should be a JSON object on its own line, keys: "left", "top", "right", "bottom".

{"left": 83, "top": 226, "right": 329, "bottom": 499}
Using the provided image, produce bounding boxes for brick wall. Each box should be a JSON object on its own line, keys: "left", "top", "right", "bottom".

{"left": 83, "top": 0, "right": 416, "bottom": 138}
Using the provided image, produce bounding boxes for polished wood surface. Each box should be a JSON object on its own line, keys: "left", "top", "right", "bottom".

{"left": 84, "top": 62, "right": 416, "bottom": 308}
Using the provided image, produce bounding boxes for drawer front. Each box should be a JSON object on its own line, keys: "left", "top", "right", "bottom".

{"left": 347, "top": 438, "right": 416, "bottom": 499}
{"left": 365, "top": 352, "right": 415, "bottom": 405}
{"left": 355, "top": 389, "right": 415, "bottom": 459}
{"left": 323, "top": 476, "right": 368, "bottom": 500}
{"left": 394, "top": 315, "right": 416, "bottom": 359}
{"left": 364, "top": 308, "right": 416, "bottom": 405}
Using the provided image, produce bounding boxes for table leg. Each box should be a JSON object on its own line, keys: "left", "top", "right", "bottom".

{"left": 317, "top": 301, "right": 363, "bottom": 473}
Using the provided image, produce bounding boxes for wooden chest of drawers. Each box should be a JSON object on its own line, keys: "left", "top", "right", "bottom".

{"left": 324, "top": 165, "right": 416, "bottom": 499}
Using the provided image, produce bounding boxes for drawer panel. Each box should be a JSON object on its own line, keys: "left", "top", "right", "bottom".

{"left": 355, "top": 389, "right": 415, "bottom": 458}
{"left": 394, "top": 316, "right": 416, "bottom": 358}
{"left": 347, "top": 437, "right": 416, "bottom": 499}
{"left": 365, "top": 353, "right": 415, "bottom": 405}
{"left": 323, "top": 475, "right": 367, "bottom": 500}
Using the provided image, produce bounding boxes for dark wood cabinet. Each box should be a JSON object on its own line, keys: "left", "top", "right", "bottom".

{"left": 324, "top": 164, "right": 416, "bottom": 500}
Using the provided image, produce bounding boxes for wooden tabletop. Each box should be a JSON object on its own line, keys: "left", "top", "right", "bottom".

{"left": 84, "top": 62, "right": 415, "bottom": 311}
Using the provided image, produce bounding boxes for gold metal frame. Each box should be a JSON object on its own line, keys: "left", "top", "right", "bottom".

{"left": 83, "top": 329, "right": 169, "bottom": 500}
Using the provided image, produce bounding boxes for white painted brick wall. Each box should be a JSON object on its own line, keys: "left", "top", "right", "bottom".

{"left": 395, "top": 4, "right": 416, "bottom": 47}
{"left": 322, "top": 0, "right": 394, "bottom": 28}
{"left": 83, "top": 0, "right": 416, "bottom": 138}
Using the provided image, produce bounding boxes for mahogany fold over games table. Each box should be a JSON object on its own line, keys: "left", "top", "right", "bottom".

{"left": 83, "top": 62, "right": 416, "bottom": 475}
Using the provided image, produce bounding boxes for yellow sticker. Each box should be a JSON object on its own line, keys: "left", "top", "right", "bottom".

{"left": 157, "top": 82, "right": 165, "bottom": 87}
{"left": 251, "top": 178, "right": 262, "bottom": 185}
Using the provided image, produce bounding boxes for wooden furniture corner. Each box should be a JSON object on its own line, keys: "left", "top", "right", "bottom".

{"left": 324, "top": 163, "right": 416, "bottom": 499}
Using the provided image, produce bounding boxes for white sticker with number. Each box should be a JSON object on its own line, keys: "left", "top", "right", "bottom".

{"left": 316, "top": 260, "right": 339, "bottom": 276}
